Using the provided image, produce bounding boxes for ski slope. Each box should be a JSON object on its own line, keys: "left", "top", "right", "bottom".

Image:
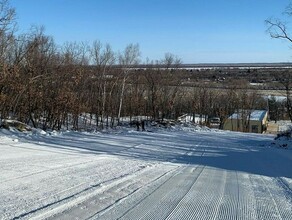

{"left": 0, "top": 127, "right": 291, "bottom": 220}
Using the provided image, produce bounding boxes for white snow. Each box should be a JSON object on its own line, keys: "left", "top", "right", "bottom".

{"left": 277, "top": 120, "right": 292, "bottom": 132}
{"left": 0, "top": 125, "right": 291, "bottom": 220}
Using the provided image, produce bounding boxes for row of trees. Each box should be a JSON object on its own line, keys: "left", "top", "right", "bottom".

{"left": 0, "top": 0, "right": 290, "bottom": 131}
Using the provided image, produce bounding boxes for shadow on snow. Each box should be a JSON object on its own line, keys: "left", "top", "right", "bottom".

{"left": 17, "top": 129, "right": 292, "bottom": 179}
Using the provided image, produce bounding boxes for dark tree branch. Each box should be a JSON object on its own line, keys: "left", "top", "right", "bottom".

{"left": 265, "top": 19, "right": 292, "bottom": 43}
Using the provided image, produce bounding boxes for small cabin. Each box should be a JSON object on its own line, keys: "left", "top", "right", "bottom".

{"left": 223, "top": 110, "right": 268, "bottom": 133}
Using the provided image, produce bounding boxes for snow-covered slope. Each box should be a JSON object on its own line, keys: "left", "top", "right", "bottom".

{"left": 0, "top": 127, "right": 291, "bottom": 219}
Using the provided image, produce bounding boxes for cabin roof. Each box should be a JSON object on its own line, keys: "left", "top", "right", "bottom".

{"left": 229, "top": 110, "right": 267, "bottom": 121}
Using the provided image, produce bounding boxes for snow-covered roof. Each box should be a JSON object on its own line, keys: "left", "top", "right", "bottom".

{"left": 229, "top": 110, "right": 267, "bottom": 121}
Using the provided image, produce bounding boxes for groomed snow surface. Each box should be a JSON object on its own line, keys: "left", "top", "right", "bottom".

{"left": 0, "top": 126, "right": 291, "bottom": 220}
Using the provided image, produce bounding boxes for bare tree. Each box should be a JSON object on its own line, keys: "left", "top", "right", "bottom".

{"left": 276, "top": 71, "right": 292, "bottom": 122}
{"left": 0, "top": 0, "right": 15, "bottom": 88}
{"left": 117, "top": 43, "right": 140, "bottom": 124}
{"left": 266, "top": 3, "right": 292, "bottom": 122}
{"left": 266, "top": 19, "right": 292, "bottom": 42}
{"left": 90, "top": 40, "right": 115, "bottom": 128}
{"left": 163, "top": 52, "right": 181, "bottom": 69}
{"left": 0, "top": 0, "right": 15, "bottom": 31}
{"left": 159, "top": 53, "right": 182, "bottom": 120}
{"left": 266, "top": 1, "right": 292, "bottom": 43}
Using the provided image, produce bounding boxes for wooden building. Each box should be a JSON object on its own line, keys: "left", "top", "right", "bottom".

{"left": 223, "top": 110, "right": 268, "bottom": 133}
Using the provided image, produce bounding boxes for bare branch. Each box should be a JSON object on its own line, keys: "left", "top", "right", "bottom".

{"left": 0, "top": 0, "right": 16, "bottom": 32}
{"left": 265, "top": 19, "right": 292, "bottom": 43}
{"left": 284, "top": 2, "right": 292, "bottom": 16}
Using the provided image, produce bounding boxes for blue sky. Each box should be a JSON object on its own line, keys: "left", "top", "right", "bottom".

{"left": 10, "top": 0, "right": 292, "bottom": 63}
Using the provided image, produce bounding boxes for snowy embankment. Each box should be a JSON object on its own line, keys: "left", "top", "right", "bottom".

{"left": 0, "top": 125, "right": 291, "bottom": 220}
